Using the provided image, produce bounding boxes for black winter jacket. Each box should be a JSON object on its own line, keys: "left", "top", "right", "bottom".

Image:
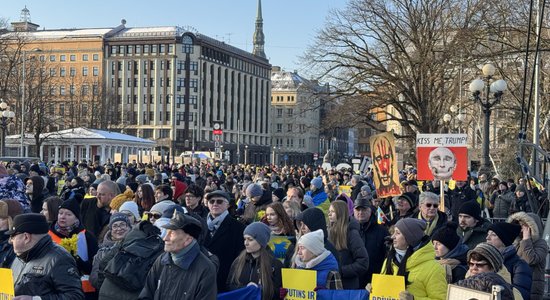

{"left": 227, "top": 252, "right": 283, "bottom": 300}
{"left": 11, "top": 235, "right": 84, "bottom": 299}
{"left": 338, "top": 218, "right": 369, "bottom": 289}
{"left": 0, "top": 229, "right": 15, "bottom": 268}
{"left": 356, "top": 212, "right": 390, "bottom": 286}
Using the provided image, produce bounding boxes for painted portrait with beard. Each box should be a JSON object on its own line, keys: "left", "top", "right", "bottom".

{"left": 370, "top": 133, "right": 401, "bottom": 198}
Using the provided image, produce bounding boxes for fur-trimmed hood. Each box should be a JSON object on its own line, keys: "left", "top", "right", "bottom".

{"left": 507, "top": 211, "right": 543, "bottom": 241}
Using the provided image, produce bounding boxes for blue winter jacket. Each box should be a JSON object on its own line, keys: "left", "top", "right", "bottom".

{"left": 297, "top": 251, "right": 339, "bottom": 288}
{"left": 502, "top": 245, "right": 532, "bottom": 300}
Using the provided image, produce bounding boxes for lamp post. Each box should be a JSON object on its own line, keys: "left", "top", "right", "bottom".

{"left": 244, "top": 145, "right": 248, "bottom": 165}
{"left": 0, "top": 99, "right": 16, "bottom": 157}
{"left": 469, "top": 63, "right": 507, "bottom": 175}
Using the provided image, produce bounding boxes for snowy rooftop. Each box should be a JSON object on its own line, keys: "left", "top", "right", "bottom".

{"left": 271, "top": 70, "right": 320, "bottom": 90}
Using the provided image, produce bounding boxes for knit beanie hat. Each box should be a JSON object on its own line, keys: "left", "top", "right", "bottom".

{"left": 397, "top": 192, "right": 417, "bottom": 208}
{"left": 298, "top": 229, "right": 326, "bottom": 256}
{"left": 458, "top": 201, "right": 482, "bottom": 221}
{"left": 431, "top": 222, "right": 460, "bottom": 251}
{"left": 110, "top": 189, "right": 135, "bottom": 211}
{"left": 150, "top": 201, "right": 174, "bottom": 215}
{"left": 468, "top": 242, "right": 504, "bottom": 272}
{"left": 488, "top": 222, "right": 521, "bottom": 247}
{"left": 246, "top": 183, "right": 264, "bottom": 198}
{"left": 244, "top": 222, "right": 271, "bottom": 248}
{"left": 119, "top": 201, "right": 141, "bottom": 221}
{"left": 395, "top": 218, "right": 426, "bottom": 247}
{"left": 109, "top": 212, "right": 131, "bottom": 229}
{"left": 310, "top": 177, "right": 323, "bottom": 189}
{"left": 361, "top": 184, "right": 372, "bottom": 193}
{"left": 272, "top": 188, "right": 285, "bottom": 201}
{"left": 59, "top": 198, "right": 81, "bottom": 220}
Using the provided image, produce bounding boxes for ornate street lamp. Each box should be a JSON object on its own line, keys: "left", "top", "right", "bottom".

{"left": 0, "top": 99, "right": 16, "bottom": 156}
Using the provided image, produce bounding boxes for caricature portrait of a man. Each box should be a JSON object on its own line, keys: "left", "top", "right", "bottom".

{"left": 370, "top": 133, "right": 401, "bottom": 197}
{"left": 428, "top": 147, "right": 457, "bottom": 181}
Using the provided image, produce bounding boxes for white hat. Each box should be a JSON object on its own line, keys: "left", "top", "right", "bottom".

{"left": 119, "top": 201, "right": 141, "bottom": 221}
{"left": 298, "top": 229, "right": 325, "bottom": 256}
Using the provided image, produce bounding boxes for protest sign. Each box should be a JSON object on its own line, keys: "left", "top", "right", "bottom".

{"left": 282, "top": 268, "right": 317, "bottom": 300}
{"left": 416, "top": 134, "right": 468, "bottom": 181}
{"left": 0, "top": 268, "right": 14, "bottom": 299}
{"left": 370, "top": 132, "right": 401, "bottom": 198}
{"left": 370, "top": 274, "right": 405, "bottom": 300}
{"left": 338, "top": 185, "right": 351, "bottom": 196}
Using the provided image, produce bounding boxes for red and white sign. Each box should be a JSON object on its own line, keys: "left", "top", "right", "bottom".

{"left": 416, "top": 134, "right": 468, "bottom": 181}
{"left": 213, "top": 129, "right": 223, "bottom": 135}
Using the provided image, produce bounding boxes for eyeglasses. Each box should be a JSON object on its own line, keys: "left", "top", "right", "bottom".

{"left": 145, "top": 212, "right": 162, "bottom": 219}
{"left": 468, "top": 261, "right": 489, "bottom": 268}
{"left": 425, "top": 203, "right": 439, "bottom": 208}
{"left": 208, "top": 199, "right": 226, "bottom": 205}
{"left": 111, "top": 223, "right": 128, "bottom": 230}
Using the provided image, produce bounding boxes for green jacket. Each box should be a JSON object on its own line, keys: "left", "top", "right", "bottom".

{"left": 381, "top": 242, "right": 447, "bottom": 300}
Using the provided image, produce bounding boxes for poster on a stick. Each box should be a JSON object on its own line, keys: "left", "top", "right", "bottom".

{"left": 416, "top": 134, "right": 468, "bottom": 181}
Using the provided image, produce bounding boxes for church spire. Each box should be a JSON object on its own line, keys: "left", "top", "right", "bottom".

{"left": 252, "top": 0, "right": 266, "bottom": 58}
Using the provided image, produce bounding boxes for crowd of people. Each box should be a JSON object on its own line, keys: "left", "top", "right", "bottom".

{"left": 0, "top": 159, "right": 547, "bottom": 299}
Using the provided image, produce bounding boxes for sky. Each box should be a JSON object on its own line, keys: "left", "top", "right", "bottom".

{"left": 1, "top": 0, "right": 349, "bottom": 74}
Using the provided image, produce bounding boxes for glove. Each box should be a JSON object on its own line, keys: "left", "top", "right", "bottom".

{"left": 279, "top": 288, "right": 288, "bottom": 299}
{"left": 365, "top": 283, "right": 372, "bottom": 293}
{"left": 139, "top": 220, "right": 160, "bottom": 236}
{"left": 399, "top": 290, "right": 414, "bottom": 300}
{"left": 313, "top": 286, "right": 326, "bottom": 291}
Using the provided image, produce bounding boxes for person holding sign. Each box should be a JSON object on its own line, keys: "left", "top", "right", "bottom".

{"left": 293, "top": 229, "right": 341, "bottom": 290}
{"left": 379, "top": 218, "right": 447, "bottom": 299}
{"left": 227, "top": 222, "right": 283, "bottom": 300}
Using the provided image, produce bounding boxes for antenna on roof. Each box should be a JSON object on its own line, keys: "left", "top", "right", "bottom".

{"left": 226, "top": 33, "right": 232, "bottom": 44}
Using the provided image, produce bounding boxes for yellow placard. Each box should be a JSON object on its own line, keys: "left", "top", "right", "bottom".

{"left": 0, "top": 268, "right": 14, "bottom": 298}
{"left": 338, "top": 185, "right": 351, "bottom": 196}
{"left": 370, "top": 274, "right": 405, "bottom": 300}
{"left": 282, "top": 268, "right": 317, "bottom": 300}
{"left": 448, "top": 179, "right": 456, "bottom": 190}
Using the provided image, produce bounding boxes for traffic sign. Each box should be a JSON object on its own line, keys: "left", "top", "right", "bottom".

{"left": 313, "top": 153, "right": 318, "bottom": 160}
{"left": 213, "top": 129, "right": 223, "bottom": 135}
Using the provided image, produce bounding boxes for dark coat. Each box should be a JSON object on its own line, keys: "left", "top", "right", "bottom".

{"left": 502, "top": 245, "right": 533, "bottom": 300}
{"left": 338, "top": 218, "right": 369, "bottom": 289}
{"left": 30, "top": 190, "right": 50, "bottom": 214}
{"left": 204, "top": 214, "right": 245, "bottom": 292}
{"left": 350, "top": 181, "right": 364, "bottom": 201}
{"left": 187, "top": 204, "right": 209, "bottom": 220}
{"left": 448, "top": 185, "right": 477, "bottom": 221}
{"left": 457, "top": 219, "right": 491, "bottom": 250}
{"left": 298, "top": 207, "right": 341, "bottom": 267}
{"left": 11, "top": 235, "right": 84, "bottom": 299}
{"left": 356, "top": 212, "right": 390, "bottom": 286}
{"left": 80, "top": 197, "right": 111, "bottom": 241}
{"left": 139, "top": 241, "right": 217, "bottom": 300}
{"left": 227, "top": 252, "right": 283, "bottom": 300}
{"left": 437, "top": 241, "right": 469, "bottom": 283}
{"left": 48, "top": 222, "right": 98, "bottom": 275}
{"left": 413, "top": 210, "right": 447, "bottom": 237}
{"left": 491, "top": 189, "right": 515, "bottom": 218}
{"left": 0, "top": 229, "right": 15, "bottom": 268}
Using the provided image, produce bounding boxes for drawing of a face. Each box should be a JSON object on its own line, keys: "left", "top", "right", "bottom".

{"left": 428, "top": 147, "right": 456, "bottom": 180}
{"left": 372, "top": 136, "right": 394, "bottom": 187}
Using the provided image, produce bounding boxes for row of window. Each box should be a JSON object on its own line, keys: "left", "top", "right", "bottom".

{"left": 46, "top": 84, "right": 99, "bottom": 96}
{"left": 109, "top": 44, "right": 179, "bottom": 56}
{"left": 273, "top": 138, "right": 307, "bottom": 148}
{"left": 273, "top": 95, "right": 295, "bottom": 102}
{"left": 275, "top": 123, "right": 307, "bottom": 133}
{"left": 40, "top": 53, "right": 100, "bottom": 62}
{"left": 47, "top": 66, "right": 99, "bottom": 77}
{"left": 121, "top": 94, "right": 198, "bottom": 106}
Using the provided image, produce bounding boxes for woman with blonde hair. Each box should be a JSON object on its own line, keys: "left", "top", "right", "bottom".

{"left": 327, "top": 200, "right": 369, "bottom": 289}
{"left": 282, "top": 200, "right": 301, "bottom": 221}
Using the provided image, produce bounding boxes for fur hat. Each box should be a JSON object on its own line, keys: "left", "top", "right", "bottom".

{"left": 468, "top": 242, "right": 504, "bottom": 272}
{"left": 298, "top": 229, "right": 326, "bottom": 256}
{"left": 488, "top": 222, "right": 521, "bottom": 247}
{"left": 431, "top": 222, "right": 460, "bottom": 252}
{"left": 5, "top": 213, "right": 48, "bottom": 235}
{"left": 395, "top": 218, "right": 426, "bottom": 247}
{"left": 244, "top": 222, "right": 271, "bottom": 248}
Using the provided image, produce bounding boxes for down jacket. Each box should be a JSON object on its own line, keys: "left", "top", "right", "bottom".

{"left": 508, "top": 212, "right": 548, "bottom": 300}
{"left": 491, "top": 189, "right": 515, "bottom": 218}
{"left": 502, "top": 245, "right": 532, "bottom": 300}
{"left": 381, "top": 240, "right": 447, "bottom": 300}
{"left": 337, "top": 218, "right": 369, "bottom": 289}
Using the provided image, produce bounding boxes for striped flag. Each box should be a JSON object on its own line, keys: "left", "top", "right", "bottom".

{"left": 377, "top": 207, "right": 387, "bottom": 224}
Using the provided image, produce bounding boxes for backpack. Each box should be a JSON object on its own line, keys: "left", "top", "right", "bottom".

{"left": 103, "top": 235, "right": 164, "bottom": 292}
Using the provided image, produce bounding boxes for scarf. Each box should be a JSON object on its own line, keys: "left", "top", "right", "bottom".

{"left": 419, "top": 212, "right": 439, "bottom": 236}
{"left": 207, "top": 210, "right": 229, "bottom": 232}
{"left": 395, "top": 248, "right": 407, "bottom": 263}
{"left": 171, "top": 239, "right": 197, "bottom": 266}
{"left": 54, "top": 219, "right": 81, "bottom": 237}
{"left": 294, "top": 249, "right": 331, "bottom": 269}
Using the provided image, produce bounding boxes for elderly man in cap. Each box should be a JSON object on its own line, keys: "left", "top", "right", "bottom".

{"left": 353, "top": 198, "right": 389, "bottom": 287}
{"left": 139, "top": 211, "right": 216, "bottom": 300}
{"left": 9, "top": 213, "right": 84, "bottom": 300}
{"left": 203, "top": 190, "right": 245, "bottom": 292}
{"left": 456, "top": 201, "right": 491, "bottom": 250}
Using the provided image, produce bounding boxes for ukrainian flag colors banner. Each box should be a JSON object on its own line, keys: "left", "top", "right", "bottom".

{"left": 268, "top": 236, "right": 293, "bottom": 264}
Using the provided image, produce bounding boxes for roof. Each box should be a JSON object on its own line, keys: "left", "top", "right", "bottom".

{"left": 6, "top": 127, "right": 155, "bottom": 145}
{"left": 271, "top": 70, "right": 320, "bottom": 91}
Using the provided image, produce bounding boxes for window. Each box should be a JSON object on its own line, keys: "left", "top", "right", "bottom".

{"left": 60, "top": 67, "right": 66, "bottom": 77}
{"left": 287, "top": 124, "right": 292, "bottom": 132}
{"left": 82, "top": 104, "right": 88, "bottom": 115}
{"left": 82, "top": 85, "right": 89, "bottom": 96}
{"left": 50, "top": 87, "right": 56, "bottom": 95}
{"left": 60, "top": 86, "right": 66, "bottom": 95}
{"left": 93, "top": 67, "right": 99, "bottom": 76}
{"left": 144, "top": 45, "right": 149, "bottom": 53}
{"left": 70, "top": 84, "right": 75, "bottom": 95}
{"left": 49, "top": 55, "right": 56, "bottom": 62}
{"left": 59, "top": 103, "right": 65, "bottom": 115}
{"left": 182, "top": 35, "right": 194, "bottom": 53}
{"left": 60, "top": 55, "right": 66, "bottom": 62}
{"left": 82, "top": 67, "right": 88, "bottom": 76}
{"left": 93, "top": 54, "right": 99, "bottom": 61}
{"left": 70, "top": 55, "right": 76, "bottom": 61}
{"left": 160, "top": 44, "right": 165, "bottom": 53}
{"left": 93, "top": 84, "right": 98, "bottom": 95}
{"left": 152, "top": 45, "right": 157, "bottom": 53}
{"left": 83, "top": 54, "right": 89, "bottom": 61}
{"left": 70, "top": 67, "right": 76, "bottom": 77}
{"left": 276, "top": 124, "right": 282, "bottom": 132}
{"left": 287, "top": 108, "right": 293, "bottom": 117}
{"left": 127, "top": 45, "right": 133, "bottom": 54}
{"left": 50, "top": 68, "right": 56, "bottom": 77}
{"left": 277, "top": 108, "right": 283, "bottom": 118}
{"left": 136, "top": 45, "right": 142, "bottom": 54}
{"left": 39, "top": 55, "right": 45, "bottom": 62}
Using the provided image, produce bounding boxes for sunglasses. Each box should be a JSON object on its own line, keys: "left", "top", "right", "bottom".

{"left": 425, "top": 203, "right": 439, "bottom": 208}
{"left": 208, "top": 199, "right": 226, "bottom": 205}
{"left": 468, "top": 261, "right": 488, "bottom": 268}
{"left": 145, "top": 212, "right": 162, "bottom": 219}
